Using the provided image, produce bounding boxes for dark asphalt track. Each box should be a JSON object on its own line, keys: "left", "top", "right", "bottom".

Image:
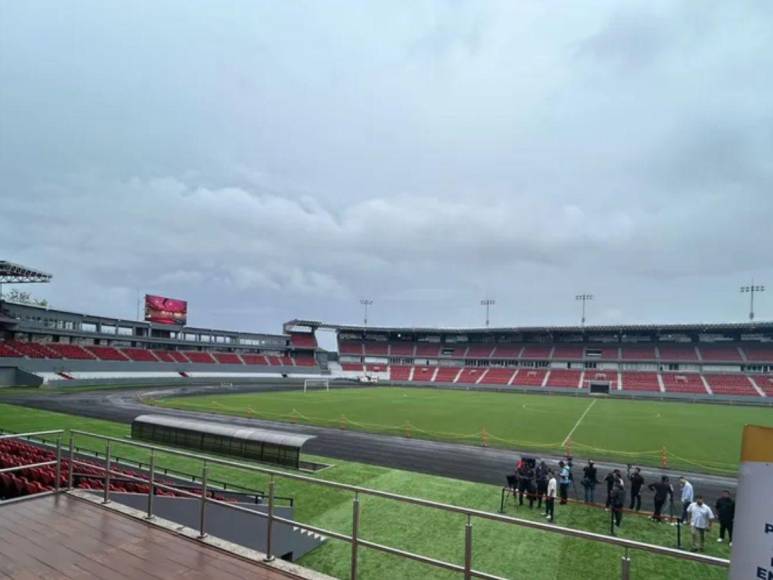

{"left": 1, "top": 383, "right": 737, "bottom": 512}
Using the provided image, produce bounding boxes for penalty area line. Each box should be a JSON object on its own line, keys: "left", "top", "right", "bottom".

{"left": 562, "top": 399, "right": 597, "bottom": 447}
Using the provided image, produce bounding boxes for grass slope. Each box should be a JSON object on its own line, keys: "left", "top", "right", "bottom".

{"left": 154, "top": 387, "right": 773, "bottom": 473}
{"left": 0, "top": 402, "right": 729, "bottom": 580}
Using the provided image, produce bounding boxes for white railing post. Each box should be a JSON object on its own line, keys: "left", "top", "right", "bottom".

{"left": 264, "top": 475, "right": 275, "bottom": 562}
{"left": 351, "top": 492, "right": 360, "bottom": 580}
{"left": 146, "top": 450, "right": 155, "bottom": 520}
{"left": 54, "top": 436, "right": 62, "bottom": 492}
{"left": 464, "top": 514, "right": 473, "bottom": 580}
{"left": 199, "top": 461, "right": 208, "bottom": 538}
{"left": 102, "top": 441, "right": 111, "bottom": 504}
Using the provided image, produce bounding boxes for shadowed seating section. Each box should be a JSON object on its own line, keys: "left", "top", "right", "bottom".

{"left": 658, "top": 345, "right": 698, "bottom": 361}
{"left": 389, "top": 365, "right": 412, "bottom": 381}
{"left": 289, "top": 333, "right": 317, "bottom": 348}
{"left": 621, "top": 345, "right": 657, "bottom": 360}
{"left": 433, "top": 367, "right": 461, "bottom": 383}
{"left": 551, "top": 345, "right": 584, "bottom": 360}
{"left": 363, "top": 342, "right": 389, "bottom": 355}
{"left": 742, "top": 345, "right": 773, "bottom": 362}
{"left": 389, "top": 343, "right": 414, "bottom": 356}
{"left": 411, "top": 367, "right": 435, "bottom": 382}
{"left": 465, "top": 344, "right": 495, "bottom": 358}
{"left": 520, "top": 345, "right": 552, "bottom": 359}
{"left": 699, "top": 345, "right": 743, "bottom": 362}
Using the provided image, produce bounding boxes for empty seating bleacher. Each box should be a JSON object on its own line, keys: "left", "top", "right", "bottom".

{"left": 341, "top": 363, "right": 364, "bottom": 371}
{"left": 363, "top": 342, "right": 389, "bottom": 355}
{"left": 513, "top": 369, "right": 547, "bottom": 386}
{"left": 7, "top": 340, "right": 59, "bottom": 359}
{"left": 490, "top": 345, "right": 522, "bottom": 358}
{"left": 433, "top": 367, "right": 461, "bottom": 383}
{"left": 389, "top": 365, "right": 412, "bottom": 381}
{"left": 456, "top": 368, "right": 487, "bottom": 384}
{"left": 545, "top": 369, "right": 582, "bottom": 389}
{"left": 84, "top": 345, "right": 129, "bottom": 361}
{"left": 212, "top": 352, "right": 242, "bottom": 364}
{"left": 699, "top": 345, "right": 743, "bottom": 362}
{"left": 241, "top": 354, "right": 269, "bottom": 365}
{"left": 411, "top": 367, "right": 435, "bottom": 382}
{"left": 339, "top": 341, "right": 363, "bottom": 355}
{"left": 703, "top": 373, "right": 758, "bottom": 396}
{"left": 753, "top": 375, "right": 773, "bottom": 396}
{"left": 661, "top": 373, "right": 706, "bottom": 394}
{"left": 183, "top": 351, "right": 215, "bottom": 364}
{"left": 465, "top": 344, "right": 495, "bottom": 358}
{"left": 294, "top": 354, "right": 317, "bottom": 367}
{"left": 520, "top": 345, "right": 552, "bottom": 359}
{"left": 551, "top": 345, "right": 584, "bottom": 359}
{"left": 621, "top": 372, "right": 660, "bottom": 392}
{"left": 389, "top": 343, "right": 414, "bottom": 356}
{"left": 483, "top": 368, "right": 517, "bottom": 385}
{"left": 47, "top": 343, "right": 96, "bottom": 360}
{"left": 122, "top": 348, "right": 160, "bottom": 362}
{"left": 415, "top": 344, "right": 441, "bottom": 357}
{"left": 742, "top": 345, "right": 773, "bottom": 363}
{"left": 620, "top": 345, "right": 657, "bottom": 360}
{"left": 584, "top": 370, "right": 618, "bottom": 388}
{"left": 658, "top": 345, "right": 699, "bottom": 361}
{"left": 289, "top": 333, "right": 317, "bottom": 348}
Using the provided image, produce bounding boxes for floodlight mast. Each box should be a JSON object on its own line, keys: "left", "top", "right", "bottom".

{"left": 360, "top": 299, "right": 373, "bottom": 326}
{"left": 740, "top": 283, "right": 765, "bottom": 321}
{"left": 480, "top": 299, "right": 495, "bottom": 328}
{"left": 576, "top": 294, "right": 594, "bottom": 327}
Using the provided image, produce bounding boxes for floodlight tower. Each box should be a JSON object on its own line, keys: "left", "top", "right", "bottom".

{"left": 576, "top": 294, "right": 593, "bottom": 328}
{"left": 360, "top": 298, "right": 373, "bottom": 326}
{"left": 480, "top": 298, "right": 495, "bottom": 328}
{"left": 740, "top": 283, "right": 765, "bottom": 322}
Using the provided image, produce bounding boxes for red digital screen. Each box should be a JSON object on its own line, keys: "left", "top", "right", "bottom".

{"left": 144, "top": 294, "right": 187, "bottom": 325}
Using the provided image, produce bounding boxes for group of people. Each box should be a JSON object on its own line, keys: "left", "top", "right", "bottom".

{"left": 509, "top": 456, "right": 736, "bottom": 551}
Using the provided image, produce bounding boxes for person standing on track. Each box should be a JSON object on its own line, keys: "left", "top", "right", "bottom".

{"left": 679, "top": 477, "right": 694, "bottom": 523}
{"left": 558, "top": 461, "right": 571, "bottom": 505}
{"left": 687, "top": 496, "right": 714, "bottom": 552}
{"left": 628, "top": 466, "right": 645, "bottom": 511}
{"left": 535, "top": 461, "right": 548, "bottom": 509}
{"left": 715, "top": 490, "right": 735, "bottom": 545}
{"left": 545, "top": 470, "right": 557, "bottom": 522}
{"left": 582, "top": 460, "right": 598, "bottom": 504}
{"left": 649, "top": 476, "right": 673, "bottom": 522}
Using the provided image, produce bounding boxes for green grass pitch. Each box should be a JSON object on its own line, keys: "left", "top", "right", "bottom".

{"left": 0, "top": 402, "right": 731, "bottom": 579}
{"left": 155, "top": 386, "right": 773, "bottom": 474}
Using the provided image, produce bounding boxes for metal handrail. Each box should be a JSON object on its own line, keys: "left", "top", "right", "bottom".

{"left": 0, "top": 430, "right": 64, "bottom": 441}
{"left": 68, "top": 429, "right": 730, "bottom": 579}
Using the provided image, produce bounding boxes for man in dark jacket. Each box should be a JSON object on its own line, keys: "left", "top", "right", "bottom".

{"left": 628, "top": 467, "right": 645, "bottom": 511}
{"left": 714, "top": 490, "right": 735, "bottom": 545}
{"left": 649, "top": 476, "right": 673, "bottom": 522}
{"left": 582, "top": 460, "right": 598, "bottom": 504}
{"left": 610, "top": 482, "right": 625, "bottom": 527}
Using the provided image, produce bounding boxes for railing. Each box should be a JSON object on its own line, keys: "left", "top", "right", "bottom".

{"left": 67, "top": 430, "right": 730, "bottom": 580}
{"left": 0, "top": 430, "right": 64, "bottom": 497}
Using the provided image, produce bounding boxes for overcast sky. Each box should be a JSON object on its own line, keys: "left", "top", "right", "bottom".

{"left": 1, "top": 1, "right": 772, "bottom": 338}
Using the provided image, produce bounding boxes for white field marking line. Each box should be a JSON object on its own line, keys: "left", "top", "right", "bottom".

{"left": 562, "top": 399, "right": 597, "bottom": 447}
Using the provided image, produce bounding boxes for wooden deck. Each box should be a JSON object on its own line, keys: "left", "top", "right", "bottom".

{"left": 0, "top": 494, "right": 302, "bottom": 579}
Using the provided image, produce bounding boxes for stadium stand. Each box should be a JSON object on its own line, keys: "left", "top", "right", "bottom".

{"left": 545, "top": 369, "right": 582, "bottom": 389}
{"left": 621, "top": 345, "right": 657, "bottom": 360}
{"left": 658, "top": 344, "right": 699, "bottom": 361}
{"left": 465, "top": 344, "right": 495, "bottom": 358}
{"left": 514, "top": 369, "right": 548, "bottom": 386}
{"left": 754, "top": 375, "right": 773, "bottom": 396}
{"left": 363, "top": 341, "right": 389, "bottom": 355}
{"left": 289, "top": 333, "right": 317, "bottom": 348}
{"left": 661, "top": 373, "right": 707, "bottom": 394}
{"left": 456, "top": 367, "right": 487, "bottom": 384}
{"left": 699, "top": 345, "right": 743, "bottom": 362}
{"left": 490, "top": 344, "right": 522, "bottom": 358}
{"left": 620, "top": 372, "right": 661, "bottom": 392}
{"left": 84, "top": 345, "right": 129, "bottom": 361}
{"left": 415, "top": 343, "right": 441, "bottom": 357}
{"left": 520, "top": 345, "right": 553, "bottom": 359}
{"left": 483, "top": 368, "right": 517, "bottom": 385}
{"left": 434, "top": 367, "right": 462, "bottom": 383}
{"left": 742, "top": 344, "right": 773, "bottom": 362}
{"left": 389, "top": 343, "right": 414, "bottom": 356}
{"left": 212, "top": 352, "right": 242, "bottom": 364}
{"left": 122, "top": 347, "right": 160, "bottom": 362}
{"left": 47, "top": 343, "right": 95, "bottom": 360}
{"left": 389, "top": 365, "right": 412, "bottom": 381}
{"left": 703, "top": 373, "right": 758, "bottom": 396}
{"left": 183, "top": 351, "right": 216, "bottom": 364}
{"left": 411, "top": 367, "right": 436, "bottom": 382}
{"left": 551, "top": 345, "right": 584, "bottom": 359}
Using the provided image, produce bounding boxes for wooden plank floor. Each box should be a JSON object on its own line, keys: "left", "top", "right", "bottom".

{"left": 0, "top": 494, "right": 301, "bottom": 579}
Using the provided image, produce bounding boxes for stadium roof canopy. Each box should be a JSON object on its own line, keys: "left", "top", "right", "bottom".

{"left": 0, "top": 261, "right": 53, "bottom": 284}
{"left": 286, "top": 318, "right": 773, "bottom": 336}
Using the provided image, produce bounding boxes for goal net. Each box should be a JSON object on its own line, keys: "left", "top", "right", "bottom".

{"left": 304, "top": 378, "right": 330, "bottom": 392}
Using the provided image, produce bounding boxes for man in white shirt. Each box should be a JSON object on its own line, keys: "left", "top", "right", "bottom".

{"left": 679, "top": 477, "right": 694, "bottom": 523}
{"left": 545, "top": 470, "right": 557, "bottom": 522}
{"left": 687, "top": 496, "right": 714, "bottom": 552}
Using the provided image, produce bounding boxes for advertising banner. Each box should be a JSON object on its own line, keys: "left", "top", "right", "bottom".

{"left": 729, "top": 424, "right": 773, "bottom": 579}
{"left": 144, "top": 294, "right": 187, "bottom": 325}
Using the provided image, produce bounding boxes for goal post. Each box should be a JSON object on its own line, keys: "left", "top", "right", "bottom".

{"left": 304, "top": 378, "right": 330, "bottom": 392}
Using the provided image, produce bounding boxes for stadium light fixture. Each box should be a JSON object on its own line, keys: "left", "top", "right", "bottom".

{"left": 480, "top": 298, "right": 495, "bottom": 328}
{"left": 740, "top": 283, "right": 765, "bottom": 322}
{"left": 360, "top": 299, "right": 374, "bottom": 326}
{"left": 575, "top": 294, "right": 593, "bottom": 327}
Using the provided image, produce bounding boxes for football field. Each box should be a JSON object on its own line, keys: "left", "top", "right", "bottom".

{"left": 154, "top": 386, "right": 773, "bottom": 474}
